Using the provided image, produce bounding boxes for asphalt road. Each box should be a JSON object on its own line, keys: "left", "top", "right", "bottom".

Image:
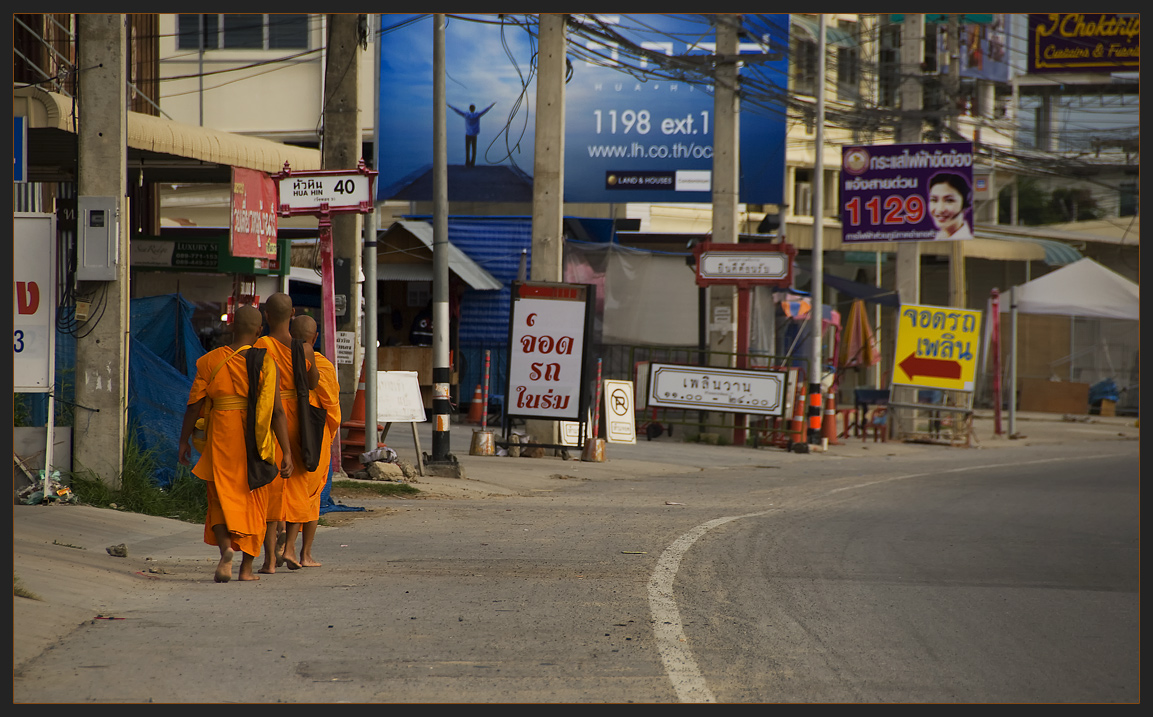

{"left": 12, "top": 429, "right": 1139, "bottom": 703}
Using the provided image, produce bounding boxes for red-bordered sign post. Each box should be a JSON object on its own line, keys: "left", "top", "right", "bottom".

{"left": 505, "top": 281, "right": 596, "bottom": 448}
{"left": 691, "top": 240, "right": 797, "bottom": 444}
{"left": 273, "top": 160, "right": 377, "bottom": 362}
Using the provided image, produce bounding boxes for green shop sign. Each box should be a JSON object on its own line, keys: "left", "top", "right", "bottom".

{"left": 131, "top": 236, "right": 288, "bottom": 275}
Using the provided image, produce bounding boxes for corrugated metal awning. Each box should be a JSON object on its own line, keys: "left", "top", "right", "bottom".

{"left": 15, "top": 86, "right": 320, "bottom": 174}
{"left": 973, "top": 225, "right": 1084, "bottom": 266}
{"left": 381, "top": 221, "right": 502, "bottom": 291}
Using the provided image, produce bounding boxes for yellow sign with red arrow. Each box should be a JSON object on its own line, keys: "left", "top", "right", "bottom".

{"left": 892, "top": 303, "right": 983, "bottom": 391}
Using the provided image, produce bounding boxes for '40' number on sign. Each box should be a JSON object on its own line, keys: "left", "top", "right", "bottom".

{"left": 845, "top": 195, "right": 925, "bottom": 226}
{"left": 332, "top": 179, "right": 357, "bottom": 195}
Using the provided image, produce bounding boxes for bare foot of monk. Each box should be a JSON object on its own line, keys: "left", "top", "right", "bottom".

{"left": 238, "top": 556, "right": 260, "bottom": 581}
{"left": 214, "top": 548, "right": 234, "bottom": 583}
{"left": 257, "top": 564, "right": 275, "bottom": 575}
{"left": 282, "top": 553, "right": 302, "bottom": 570}
{"left": 275, "top": 530, "right": 287, "bottom": 567}
{"left": 300, "top": 552, "right": 322, "bottom": 568}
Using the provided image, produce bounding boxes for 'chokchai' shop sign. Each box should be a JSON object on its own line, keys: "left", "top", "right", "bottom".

{"left": 1028, "top": 13, "right": 1139, "bottom": 74}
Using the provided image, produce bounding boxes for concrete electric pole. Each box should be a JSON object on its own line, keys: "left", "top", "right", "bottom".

{"left": 430, "top": 13, "right": 455, "bottom": 466}
{"left": 74, "top": 14, "right": 129, "bottom": 486}
{"left": 807, "top": 13, "right": 827, "bottom": 447}
{"left": 895, "top": 13, "right": 924, "bottom": 306}
{"left": 323, "top": 14, "right": 364, "bottom": 419}
{"left": 709, "top": 14, "right": 740, "bottom": 442}
{"left": 946, "top": 14, "right": 967, "bottom": 309}
{"left": 525, "top": 13, "right": 568, "bottom": 449}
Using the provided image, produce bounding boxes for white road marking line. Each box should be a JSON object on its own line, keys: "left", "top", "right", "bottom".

{"left": 647, "top": 452, "right": 1123, "bottom": 702}
{"left": 648, "top": 511, "right": 772, "bottom": 703}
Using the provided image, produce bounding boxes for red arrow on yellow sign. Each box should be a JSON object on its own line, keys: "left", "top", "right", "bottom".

{"left": 899, "top": 354, "right": 962, "bottom": 381}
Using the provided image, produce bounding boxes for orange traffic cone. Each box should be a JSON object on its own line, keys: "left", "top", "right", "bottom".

{"left": 822, "top": 391, "right": 840, "bottom": 446}
{"left": 467, "top": 384, "right": 484, "bottom": 424}
{"left": 340, "top": 359, "right": 384, "bottom": 473}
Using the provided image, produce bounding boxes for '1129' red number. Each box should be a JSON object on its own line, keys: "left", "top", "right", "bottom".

{"left": 845, "top": 195, "right": 925, "bottom": 226}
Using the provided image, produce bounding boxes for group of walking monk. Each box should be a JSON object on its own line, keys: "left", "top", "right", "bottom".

{"left": 178, "top": 293, "right": 342, "bottom": 583}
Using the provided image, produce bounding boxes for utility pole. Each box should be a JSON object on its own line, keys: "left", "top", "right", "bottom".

{"left": 74, "top": 14, "right": 129, "bottom": 486}
{"left": 430, "top": 13, "right": 455, "bottom": 466}
{"left": 895, "top": 13, "right": 924, "bottom": 306}
{"left": 323, "top": 14, "right": 364, "bottom": 420}
{"left": 364, "top": 14, "right": 379, "bottom": 452}
{"left": 946, "top": 14, "right": 966, "bottom": 309}
{"left": 807, "top": 13, "right": 827, "bottom": 447}
{"left": 710, "top": 14, "right": 740, "bottom": 441}
{"left": 526, "top": 13, "right": 567, "bottom": 449}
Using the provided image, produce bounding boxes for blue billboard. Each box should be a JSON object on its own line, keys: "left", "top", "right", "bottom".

{"left": 376, "top": 14, "right": 788, "bottom": 204}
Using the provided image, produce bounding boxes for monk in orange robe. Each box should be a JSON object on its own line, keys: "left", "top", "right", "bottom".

{"left": 178, "top": 305, "right": 293, "bottom": 583}
{"left": 254, "top": 293, "right": 318, "bottom": 573}
{"left": 283, "top": 314, "right": 342, "bottom": 567}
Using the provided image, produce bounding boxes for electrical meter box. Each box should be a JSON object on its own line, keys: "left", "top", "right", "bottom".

{"left": 77, "top": 196, "right": 119, "bottom": 281}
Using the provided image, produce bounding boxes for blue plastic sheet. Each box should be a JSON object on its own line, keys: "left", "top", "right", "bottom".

{"left": 319, "top": 464, "right": 365, "bottom": 515}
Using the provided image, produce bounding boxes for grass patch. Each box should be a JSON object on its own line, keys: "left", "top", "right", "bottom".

{"left": 330, "top": 480, "right": 420, "bottom": 498}
{"left": 14, "top": 574, "right": 41, "bottom": 601}
{"left": 69, "top": 431, "right": 207, "bottom": 524}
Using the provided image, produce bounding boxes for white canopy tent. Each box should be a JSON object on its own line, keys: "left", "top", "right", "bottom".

{"left": 999, "top": 257, "right": 1139, "bottom": 321}
{"left": 990, "top": 258, "right": 1140, "bottom": 426}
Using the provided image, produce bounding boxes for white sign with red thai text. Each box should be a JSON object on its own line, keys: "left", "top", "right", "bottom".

{"left": 14, "top": 213, "right": 56, "bottom": 391}
{"left": 506, "top": 282, "right": 590, "bottom": 421}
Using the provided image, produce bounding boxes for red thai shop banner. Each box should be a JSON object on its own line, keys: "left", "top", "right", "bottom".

{"left": 840, "top": 142, "right": 974, "bottom": 244}
{"left": 505, "top": 281, "right": 595, "bottom": 422}
{"left": 230, "top": 167, "right": 278, "bottom": 261}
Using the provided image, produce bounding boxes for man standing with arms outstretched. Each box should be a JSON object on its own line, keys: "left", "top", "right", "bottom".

{"left": 282, "top": 314, "right": 341, "bottom": 568}
{"left": 448, "top": 101, "right": 496, "bottom": 167}
{"left": 255, "top": 293, "right": 318, "bottom": 573}
{"left": 178, "top": 305, "right": 294, "bottom": 582}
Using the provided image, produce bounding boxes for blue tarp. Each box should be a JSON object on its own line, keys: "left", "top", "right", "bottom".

{"left": 1089, "top": 378, "right": 1120, "bottom": 405}
{"left": 128, "top": 294, "right": 206, "bottom": 488}
{"left": 131, "top": 293, "right": 203, "bottom": 378}
{"left": 128, "top": 336, "right": 196, "bottom": 488}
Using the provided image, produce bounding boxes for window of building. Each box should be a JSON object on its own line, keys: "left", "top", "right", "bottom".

{"left": 836, "top": 21, "right": 859, "bottom": 101}
{"left": 792, "top": 35, "right": 819, "bottom": 97}
{"left": 177, "top": 14, "right": 309, "bottom": 51}
{"left": 878, "top": 23, "right": 900, "bottom": 108}
{"left": 792, "top": 168, "right": 840, "bottom": 218}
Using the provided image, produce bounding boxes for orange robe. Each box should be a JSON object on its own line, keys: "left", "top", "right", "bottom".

{"left": 188, "top": 346, "right": 274, "bottom": 558}
{"left": 285, "top": 353, "right": 341, "bottom": 523}
{"left": 253, "top": 335, "right": 307, "bottom": 523}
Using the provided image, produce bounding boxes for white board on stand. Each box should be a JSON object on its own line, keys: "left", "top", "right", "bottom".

{"left": 376, "top": 371, "right": 426, "bottom": 423}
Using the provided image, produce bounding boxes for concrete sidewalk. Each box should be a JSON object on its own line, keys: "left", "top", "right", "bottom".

{"left": 13, "top": 410, "right": 1139, "bottom": 672}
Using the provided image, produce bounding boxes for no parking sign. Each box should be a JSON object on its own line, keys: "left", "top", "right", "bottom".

{"left": 603, "top": 379, "right": 636, "bottom": 444}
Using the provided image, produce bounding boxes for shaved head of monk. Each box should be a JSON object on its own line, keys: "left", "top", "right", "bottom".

{"left": 233, "top": 305, "right": 263, "bottom": 339}
{"left": 290, "top": 314, "right": 318, "bottom": 343}
{"left": 264, "top": 293, "right": 293, "bottom": 326}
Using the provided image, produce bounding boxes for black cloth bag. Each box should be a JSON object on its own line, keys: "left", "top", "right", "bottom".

{"left": 245, "top": 347, "right": 280, "bottom": 491}
{"left": 292, "top": 339, "right": 329, "bottom": 473}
